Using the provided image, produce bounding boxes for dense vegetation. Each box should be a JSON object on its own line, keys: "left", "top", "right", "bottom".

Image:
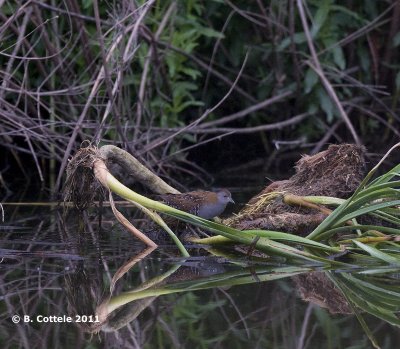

{"left": 2, "top": 3, "right": 400, "bottom": 348}
{"left": 1, "top": 1, "right": 400, "bottom": 193}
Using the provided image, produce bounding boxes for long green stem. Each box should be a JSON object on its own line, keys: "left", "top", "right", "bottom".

{"left": 94, "top": 160, "right": 337, "bottom": 264}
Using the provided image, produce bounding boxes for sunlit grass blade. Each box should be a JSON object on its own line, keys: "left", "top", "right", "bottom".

{"left": 193, "top": 230, "right": 340, "bottom": 253}
{"left": 314, "top": 225, "right": 400, "bottom": 242}
{"left": 243, "top": 230, "right": 340, "bottom": 252}
{"left": 367, "top": 164, "right": 400, "bottom": 186}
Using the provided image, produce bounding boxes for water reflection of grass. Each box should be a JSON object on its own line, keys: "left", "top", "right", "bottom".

{"left": 1, "top": 212, "right": 399, "bottom": 348}
{"left": 99, "top": 260, "right": 399, "bottom": 349}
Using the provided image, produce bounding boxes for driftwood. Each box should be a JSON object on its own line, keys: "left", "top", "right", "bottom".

{"left": 64, "top": 144, "right": 182, "bottom": 246}
{"left": 64, "top": 144, "right": 180, "bottom": 210}
{"left": 98, "top": 145, "right": 179, "bottom": 195}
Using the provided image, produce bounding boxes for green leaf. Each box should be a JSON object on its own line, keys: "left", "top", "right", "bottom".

{"left": 332, "top": 46, "right": 346, "bottom": 70}
{"left": 317, "top": 88, "right": 334, "bottom": 122}
{"left": 307, "top": 103, "right": 318, "bottom": 114}
{"left": 354, "top": 241, "right": 400, "bottom": 266}
{"left": 181, "top": 67, "right": 202, "bottom": 80}
{"left": 82, "top": 0, "right": 93, "bottom": 9}
{"left": 174, "top": 100, "right": 204, "bottom": 113}
{"left": 198, "top": 27, "right": 225, "bottom": 39}
{"left": 393, "top": 32, "right": 400, "bottom": 47}
{"left": 311, "top": 0, "right": 332, "bottom": 37}
{"left": 331, "top": 5, "right": 368, "bottom": 24}
{"left": 336, "top": 200, "right": 400, "bottom": 226}
{"left": 245, "top": 229, "right": 339, "bottom": 252}
{"left": 277, "top": 33, "right": 306, "bottom": 51}
{"left": 166, "top": 53, "right": 178, "bottom": 77}
{"left": 304, "top": 68, "right": 319, "bottom": 94}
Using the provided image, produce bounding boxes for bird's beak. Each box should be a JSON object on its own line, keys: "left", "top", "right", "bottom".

{"left": 229, "top": 198, "right": 235, "bottom": 204}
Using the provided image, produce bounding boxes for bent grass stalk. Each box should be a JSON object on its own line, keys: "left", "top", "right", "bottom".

{"left": 93, "top": 159, "right": 337, "bottom": 264}
{"left": 94, "top": 160, "right": 337, "bottom": 264}
{"left": 93, "top": 150, "right": 400, "bottom": 266}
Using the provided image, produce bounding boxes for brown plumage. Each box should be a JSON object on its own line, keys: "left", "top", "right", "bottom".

{"left": 159, "top": 189, "right": 234, "bottom": 219}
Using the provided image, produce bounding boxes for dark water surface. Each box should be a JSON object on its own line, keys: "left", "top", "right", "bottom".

{"left": 1, "top": 205, "right": 399, "bottom": 349}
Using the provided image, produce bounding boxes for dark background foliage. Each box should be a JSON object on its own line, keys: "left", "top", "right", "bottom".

{"left": 1, "top": 0, "right": 400, "bottom": 195}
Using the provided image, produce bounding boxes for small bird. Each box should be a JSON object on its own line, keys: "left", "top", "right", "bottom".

{"left": 159, "top": 189, "right": 234, "bottom": 219}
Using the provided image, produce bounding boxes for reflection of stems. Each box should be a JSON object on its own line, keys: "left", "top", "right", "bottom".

{"left": 100, "top": 296, "right": 157, "bottom": 333}
{"left": 296, "top": 304, "right": 314, "bottom": 349}
{"left": 110, "top": 246, "right": 157, "bottom": 294}
{"left": 104, "top": 266, "right": 307, "bottom": 314}
{"left": 97, "top": 263, "right": 182, "bottom": 321}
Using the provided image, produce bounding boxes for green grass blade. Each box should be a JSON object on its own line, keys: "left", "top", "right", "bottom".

{"left": 334, "top": 200, "right": 400, "bottom": 226}
{"left": 353, "top": 241, "right": 400, "bottom": 266}
{"left": 244, "top": 230, "right": 339, "bottom": 252}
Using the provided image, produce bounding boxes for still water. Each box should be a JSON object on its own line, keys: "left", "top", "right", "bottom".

{"left": 1, "top": 205, "right": 399, "bottom": 349}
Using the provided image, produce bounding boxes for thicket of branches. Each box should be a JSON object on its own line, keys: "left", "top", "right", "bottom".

{"left": 1, "top": 1, "right": 400, "bottom": 193}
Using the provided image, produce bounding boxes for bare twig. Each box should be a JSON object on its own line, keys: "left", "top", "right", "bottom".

{"left": 134, "top": 2, "right": 176, "bottom": 141}
{"left": 198, "top": 90, "right": 293, "bottom": 129}
{"left": 153, "top": 39, "right": 257, "bottom": 103}
{"left": 296, "top": 304, "right": 314, "bottom": 349}
{"left": 297, "top": 0, "right": 360, "bottom": 145}
{"left": 181, "top": 112, "right": 309, "bottom": 134}
{"left": 141, "top": 51, "right": 251, "bottom": 153}
{"left": 55, "top": 1, "right": 156, "bottom": 191}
